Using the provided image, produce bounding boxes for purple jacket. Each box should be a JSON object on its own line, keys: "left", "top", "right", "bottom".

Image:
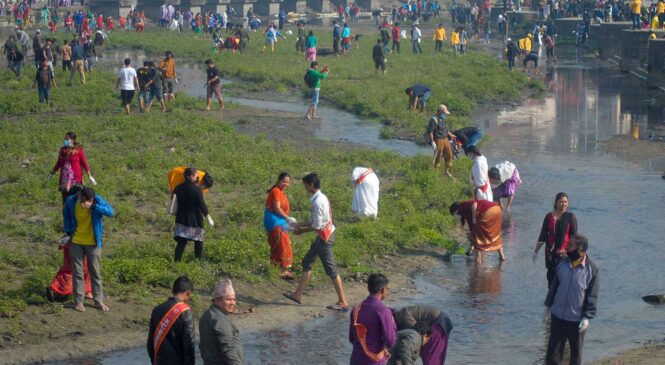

{"left": 349, "top": 296, "right": 397, "bottom": 365}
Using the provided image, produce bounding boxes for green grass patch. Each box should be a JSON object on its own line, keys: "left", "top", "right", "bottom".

{"left": 0, "top": 67, "right": 472, "bottom": 317}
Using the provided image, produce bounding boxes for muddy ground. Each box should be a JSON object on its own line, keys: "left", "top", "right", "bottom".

{"left": 590, "top": 340, "right": 665, "bottom": 365}
{"left": 598, "top": 135, "right": 665, "bottom": 173}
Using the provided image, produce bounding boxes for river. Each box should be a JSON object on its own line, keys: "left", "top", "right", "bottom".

{"left": 46, "top": 52, "right": 665, "bottom": 364}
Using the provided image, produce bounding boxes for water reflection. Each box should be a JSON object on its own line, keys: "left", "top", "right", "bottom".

{"left": 477, "top": 66, "right": 665, "bottom": 157}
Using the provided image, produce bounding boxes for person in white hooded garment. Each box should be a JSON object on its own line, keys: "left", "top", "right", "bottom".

{"left": 351, "top": 167, "right": 380, "bottom": 218}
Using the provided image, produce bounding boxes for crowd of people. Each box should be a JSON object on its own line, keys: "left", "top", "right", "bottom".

{"left": 0, "top": 1, "right": 617, "bottom": 364}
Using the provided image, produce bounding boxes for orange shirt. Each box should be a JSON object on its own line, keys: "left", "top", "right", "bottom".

{"left": 266, "top": 187, "right": 290, "bottom": 215}
{"left": 159, "top": 58, "right": 176, "bottom": 78}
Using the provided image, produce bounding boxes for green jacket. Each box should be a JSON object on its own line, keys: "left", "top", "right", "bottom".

{"left": 308, "top": 68, "right": 327, "bottom": 89}
{"left": 198, "top": 305, "right": 245, "bottom": 365}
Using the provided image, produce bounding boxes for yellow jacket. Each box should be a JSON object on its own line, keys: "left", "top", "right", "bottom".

{"left": 652, "top": 16, "right": 660, "bottom": 30}
{"left": 433, "top": 27, "right": 447, "bottom": 41}
{"left": 451, "top": 31, "right": 460, "bottom": 45}
{"left": 631, "top": 0, "right": 641, "bottom": 14}
{"left": 519, "top": 36, "right": 532, "bottom": 53}
{"left": 658, "top": 2, "right": 665, "bottom": 14}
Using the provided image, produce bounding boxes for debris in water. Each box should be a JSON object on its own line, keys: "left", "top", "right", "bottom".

{"left": 642, "top": 294, "right": 665, "bottom": 304}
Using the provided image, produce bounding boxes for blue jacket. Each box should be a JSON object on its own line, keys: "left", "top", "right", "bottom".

{"left": 545, "top": 256, "right": 599, "bottom": 322}
{"left": 63, "top": 194, "right": 115, "bottom": 247}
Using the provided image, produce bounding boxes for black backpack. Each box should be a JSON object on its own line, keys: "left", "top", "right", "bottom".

{"left": 304, "top": 70, "right": 315, "bottom": 88}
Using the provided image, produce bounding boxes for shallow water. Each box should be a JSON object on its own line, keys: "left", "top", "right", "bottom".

{"left": 45, "top": 53, "right": 665, "bottom": 365}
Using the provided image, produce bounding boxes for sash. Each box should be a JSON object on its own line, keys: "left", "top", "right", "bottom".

{"left": 480, "top": 178, "right": 490, "bottom": 193}
{"left": 352, "top": 303, "right": 389, "bottom": 362}
{"left": 153, "top": 302, "right": 191, "bottom": 365}
{"left": 354, "top": 168, "right": 374, "bottom": 187}
{"left": 313, "top": 194, "right": 334, "bottom": 241}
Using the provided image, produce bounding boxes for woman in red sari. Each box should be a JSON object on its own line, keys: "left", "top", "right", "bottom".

{"left": 450, "top": 199, "right": 506, "bottom": 262}
{"left": 263, "top": 173, "right": 295, "bottom": 280}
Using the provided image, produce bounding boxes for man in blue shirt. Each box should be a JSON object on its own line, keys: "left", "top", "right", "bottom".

{"left": 544, "top": 234, "right": 599, "bottom": 365}
{"left": 405, "top": 84, "right": 431, "bottom": 113}
{"left": 69, "top": 39, "right": 86, "bottom": 85}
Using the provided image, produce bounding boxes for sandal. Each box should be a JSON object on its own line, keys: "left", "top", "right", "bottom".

{"left": 326, "top": 304, "right": 349, "bottom": 312}
{"left": 282, "top": 291, "right": 302, "bottom": 305}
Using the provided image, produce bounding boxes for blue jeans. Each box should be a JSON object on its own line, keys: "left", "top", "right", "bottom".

{"left": 311, "top": 88, "right": 320, "bottom": 108}
{"left": 465, "top": 130, "right": 483, "bottom": 148}
{"left": 139, "top": 90, "right": 149, "bottom": 106}
{"left": 412, "top": 39, "right": 422, "bottom": 54}
{"left": 38, "top": 86, "right": 50, "bottom": 103}
{"left": 632, "top": 13, "right": 641, "bottom": 29}
{"left": 10, "top": 61, "right": 22, "bottom": 78}
{"left": 419, "top": 90, "right": 431, "bottom": 108}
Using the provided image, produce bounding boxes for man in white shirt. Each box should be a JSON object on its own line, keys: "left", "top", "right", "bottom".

{"left": 466, "top": 146, "right": 493, "bottom": 201}
{"left": 283, "top": 173, "right": 349, "bottom": 312}
{"left": 351, "top": 167, "right": 379, "bottom": 218}
{"left": 115, "top": 58, "right": 139, "bottom": 115}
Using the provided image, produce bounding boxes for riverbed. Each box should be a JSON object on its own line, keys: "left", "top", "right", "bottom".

{"left": 45, "top": 51, "right": 665, "bottom": 364}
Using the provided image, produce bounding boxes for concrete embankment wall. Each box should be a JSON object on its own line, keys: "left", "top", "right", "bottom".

{"left": 595, "top": 23, "right": 665, "bottom": 88}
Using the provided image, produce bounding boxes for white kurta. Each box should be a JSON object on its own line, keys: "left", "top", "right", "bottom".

{"left": 470, "top": 156, "right": 493, "bottom": 201}
{"left": 351, "top": 167, "right": 380, "bottom": 218}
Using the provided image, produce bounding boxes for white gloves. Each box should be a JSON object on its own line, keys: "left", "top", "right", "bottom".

{"left": 286, "top": 217, "right": 297, "bottom": 225}
{"left": 207, "top": 215, "right": 215, "bottom": 227}
{"left": 89, "top": 176, "right": 97, "bottom": 185}
{"left": 95, "top": 56, "right": 99, "bottom": 62}
{"left": 175, "top": 78, "right": 179, "bottom": 84}
{"left": 430, "top": 141, "right": 436, "bottom": 151}
{"left": 532, "top": 250, "right": 538, "bottom": 263}
{"left": 578, "top": 318, "right": 589, "bottom": 333}
{"left": 58, "top": 235, "right": 71, "bottom": 247}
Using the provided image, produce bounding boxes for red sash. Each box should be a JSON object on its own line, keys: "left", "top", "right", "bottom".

{"left": 153, "top": 302, "right": 191, "bottom": 365}
{"left": 352, "top": 303, "right": 389, "bottom": 362}
{"left": 314, "top": 194, "right": 334, "bottom": 241}
{"left": 480, "top": 179, "right": 490, "bottom": 192}
{"left": 354, "top": 168, "right": 374, "bottom": 187}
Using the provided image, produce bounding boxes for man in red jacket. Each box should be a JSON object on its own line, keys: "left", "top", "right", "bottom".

{"left": 392, "top": 22, "right": 401, "bottom": 53}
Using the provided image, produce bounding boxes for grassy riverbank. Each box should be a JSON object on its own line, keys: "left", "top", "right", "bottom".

{"left": 0, "top": 22, "right": 532, "bottom": 361}
{"left": 0, "top": 66, "right": 472, "bottom": 344}
{"left": 103, "top": 27, "right": 541, "bottom": 140}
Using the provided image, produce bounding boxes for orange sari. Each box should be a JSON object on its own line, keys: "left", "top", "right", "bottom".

{"left": 264, "top": 187, "right": 293, "bottom": 268}
{"left": 459, "top": 199, "right": 503, "bottom": 252}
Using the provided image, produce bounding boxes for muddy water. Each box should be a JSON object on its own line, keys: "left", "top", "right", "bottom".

{"left": 47, "top": 56, "right": 665, "bottom": 364}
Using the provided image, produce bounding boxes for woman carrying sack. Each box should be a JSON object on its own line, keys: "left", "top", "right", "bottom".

{"left": 172, "top": 167, "right": 214, "bottom": 262}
